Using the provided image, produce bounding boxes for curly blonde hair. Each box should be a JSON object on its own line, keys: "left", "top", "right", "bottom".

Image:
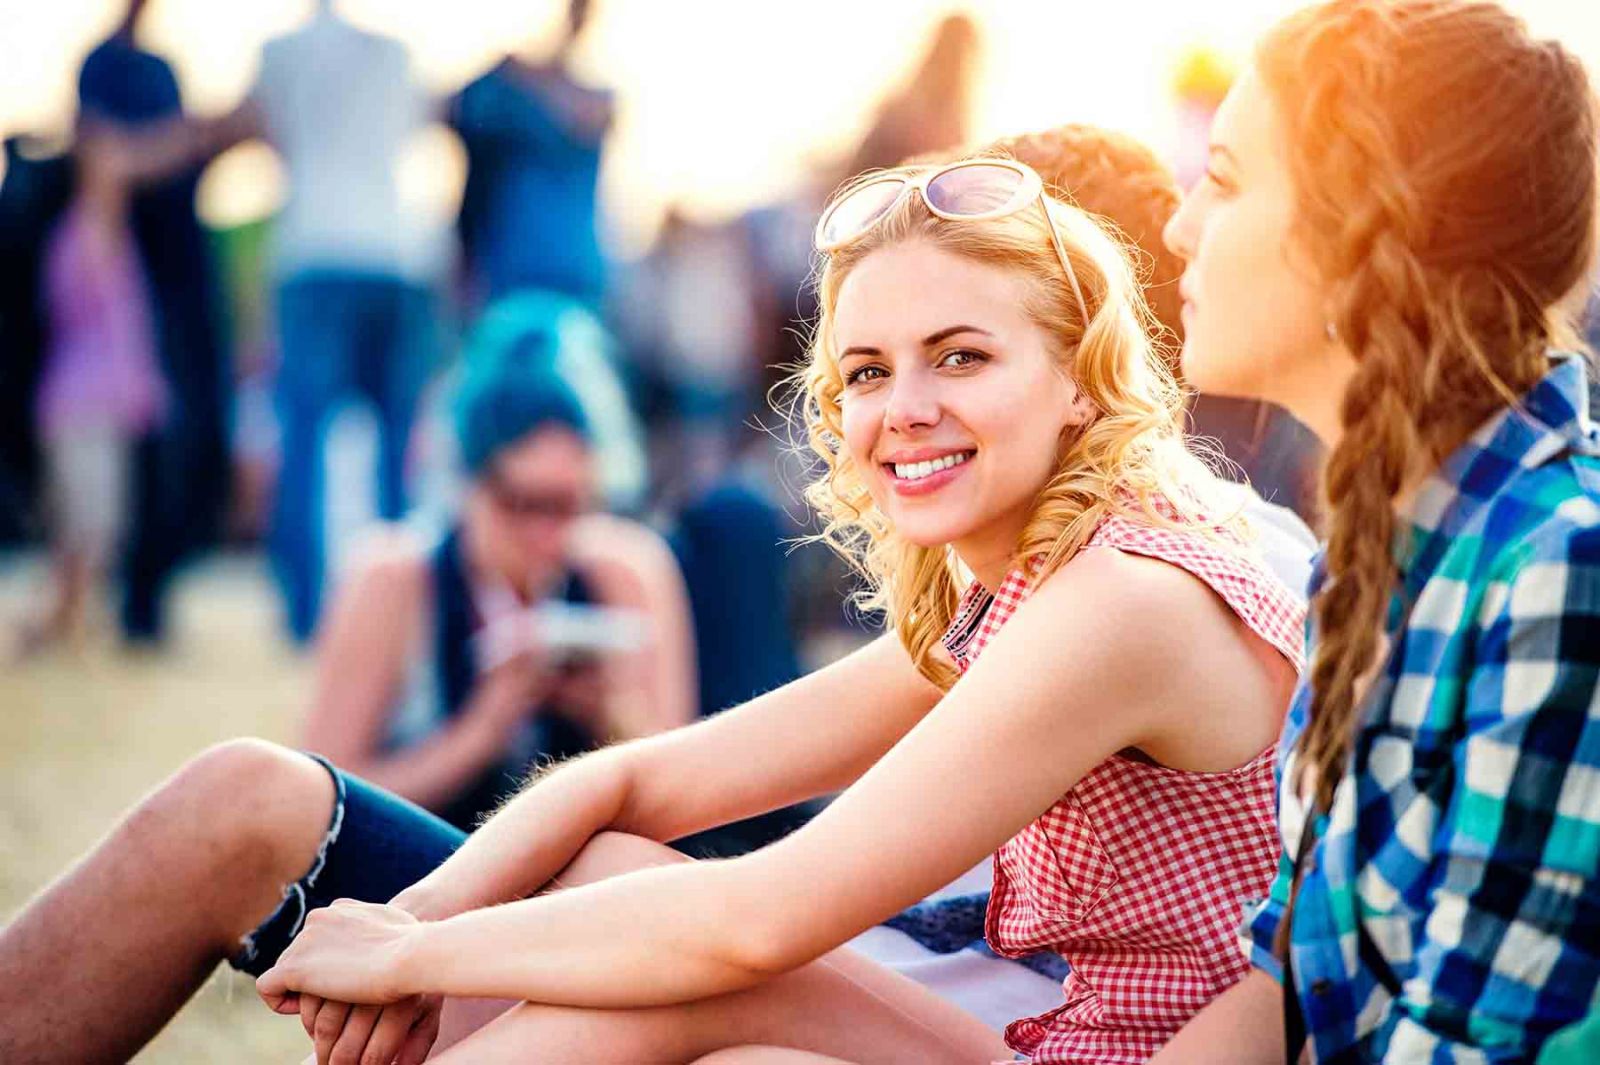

{"left": 1257, "top": 0, "right": 1598, "bottom": 816}
{"left": 795, "top": 164, "right": 1229, "bottom": 688}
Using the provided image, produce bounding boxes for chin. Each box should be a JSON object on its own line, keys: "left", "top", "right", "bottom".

{"left": 1181, "top": 343, "right": 1249, "bottom": 399}
{"left": 886, "top": 510, "right": 970, "bottom": 550}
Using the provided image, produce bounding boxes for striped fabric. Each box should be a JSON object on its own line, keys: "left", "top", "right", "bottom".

{"left": 1246, "top": 355, "right": 1600, "bottom": 1063}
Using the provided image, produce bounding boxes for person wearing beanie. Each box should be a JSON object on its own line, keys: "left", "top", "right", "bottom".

{"left": 297, "top": 342, "right": 695, "bottom": 832}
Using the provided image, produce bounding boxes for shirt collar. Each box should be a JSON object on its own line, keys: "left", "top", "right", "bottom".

{"left": 941, "top": 565, "right": 1033, "bottom": 674}
{"left": 1399, "top": 353, "right": 1597, "bottom": 589}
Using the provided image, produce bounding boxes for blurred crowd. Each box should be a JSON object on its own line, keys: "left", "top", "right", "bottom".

{"left": 0, "top": 0, "right": 1411, "bottom": 842}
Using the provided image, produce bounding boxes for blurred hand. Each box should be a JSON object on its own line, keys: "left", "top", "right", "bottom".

{"left": 475, "top": 638, "right": 555, "bottom": 733}
{"left": 547, "top": 658, "right": 610, "bottom": 737}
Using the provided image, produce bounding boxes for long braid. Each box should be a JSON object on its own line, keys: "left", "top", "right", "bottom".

{"left": 1258, "top": 0, "right": 1596, "bottom": 957}
{"left": 1261, "top": 0, "right": 1593, "bottom": 815}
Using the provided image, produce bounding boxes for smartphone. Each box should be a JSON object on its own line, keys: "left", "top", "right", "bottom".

{"left": 475, "top": 601, "right": 649, "bottom": 672}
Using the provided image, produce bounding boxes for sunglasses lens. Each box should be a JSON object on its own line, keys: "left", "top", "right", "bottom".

{"left": 924, "top": 163, "right": 1028, "bottom": 217}
{"left": 818, "top": 178, "right": 905, "bottom": 248}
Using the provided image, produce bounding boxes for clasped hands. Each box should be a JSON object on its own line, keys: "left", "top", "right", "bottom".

{"left": 257, "top": 900, "right": 440, "bottom": 1065}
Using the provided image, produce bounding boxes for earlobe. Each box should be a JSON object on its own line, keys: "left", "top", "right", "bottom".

{"left": 1062, "top": 385, "right": 1097, "bottom": 427}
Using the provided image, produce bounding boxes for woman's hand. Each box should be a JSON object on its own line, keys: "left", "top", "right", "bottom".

{"left": 275, "top": 993, "right": 443, "bottom": 1065}
{"left": 256, "top": 900, "right": 421, "bottom": 1007}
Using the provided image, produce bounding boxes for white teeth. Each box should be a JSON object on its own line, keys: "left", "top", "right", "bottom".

{"left": 892, "top": 452, "right": 970, "bottom": 481}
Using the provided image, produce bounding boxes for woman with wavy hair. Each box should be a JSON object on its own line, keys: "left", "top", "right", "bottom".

{"left": 1, "top": 163, "right": 1302, "bottom": 1064}
{"left": 1151, "top": 1, "right": 1600, "bottom": 1062}
{"left": 258, "top": 160, "right": 1306, "bottom": 1062}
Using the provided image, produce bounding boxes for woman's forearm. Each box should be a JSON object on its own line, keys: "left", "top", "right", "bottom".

{"left": 393, "top": 747, "right": 633, "bottom": 919}
{"left": 393, "top": 858, "right": 776, "bottom": 1007}
{"left": 1150, "top": 968, "right": 1285, "bottom": 1064}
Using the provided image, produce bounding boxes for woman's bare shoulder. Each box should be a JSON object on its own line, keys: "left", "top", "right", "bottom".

{"left": 568, "top": 515, "right": 680, "bottom": 592}
{"left": 339, "top": 525, "right": 432, "bottom": 607}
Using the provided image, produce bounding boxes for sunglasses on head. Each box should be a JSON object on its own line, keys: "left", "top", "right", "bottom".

{"left": 814, "top": 158, "right": 1090, "bottom": 325}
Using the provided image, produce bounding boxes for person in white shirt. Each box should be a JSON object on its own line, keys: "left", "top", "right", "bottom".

{"left": 232, "top": 0, "right": 441, "bottom": 644}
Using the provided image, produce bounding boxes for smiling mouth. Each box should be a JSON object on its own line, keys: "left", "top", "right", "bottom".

{"left": 884, "top": 450, "right": 975, "bottom": 482}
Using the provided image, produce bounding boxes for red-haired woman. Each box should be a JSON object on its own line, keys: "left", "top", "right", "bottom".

{"left": 1156, "top": 2, "right": 1600, "bottom": 1061}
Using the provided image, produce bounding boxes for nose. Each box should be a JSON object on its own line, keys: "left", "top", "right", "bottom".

{"left": 882, "top": 369, "right": 941, "bottom": 435}
{"left": 1163, "top": 190, "right": 1198, "bottom": 263}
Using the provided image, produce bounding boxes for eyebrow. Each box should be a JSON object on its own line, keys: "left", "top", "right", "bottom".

{"left": 839, "top": 324, "right": 993, "bottom": 360}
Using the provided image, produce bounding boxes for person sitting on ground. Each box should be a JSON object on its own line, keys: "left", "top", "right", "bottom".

{"left": 1153, "top": 1, "right": 1600, "bottom": 1059}
{"left": 838, "top": 121, "right": 1321, "bottom": 1036}
{"left": 0, "top": 152, "right": 1302, "bottom": 1065}
{"left": 302, "top": 326, "right": 696, "bottom": 831}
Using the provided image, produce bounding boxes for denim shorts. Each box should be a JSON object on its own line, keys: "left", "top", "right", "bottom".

{"left": 230, "top": 754, "right": 468, "bottom": 976}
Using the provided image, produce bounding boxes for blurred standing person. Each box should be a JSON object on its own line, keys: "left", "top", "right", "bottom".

{"left": 18, "top": 128, "right": 165, "bottom": 652}
{"left": 78, "top": 0, "right": 232, "bottom": 645}
{"left": 447, "top": 0, "right": 646, "bottom": 513}
{"left": 846, "top": 14, "right": 980, "bottom": 177}
{"left": 620, "top": 210, "right": 763, "bottom": 498}
{"left": 451, "top": 0, "right": 611, "bottom": 312}
{"left": 231, "top": 0, "right": 439, "bottom": 643}
{"left": 0, "top": 137, "right": 74, "bottom": 544}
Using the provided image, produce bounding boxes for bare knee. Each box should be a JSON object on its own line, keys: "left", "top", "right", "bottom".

{"left": 136, "top": 739, "right": 334, "bottom": 877}
{"left": 547, "top": 830, "right": 689, "bottom": 891}
{"left": 693, "top": 1048, "right": 855, "bottom": 1065}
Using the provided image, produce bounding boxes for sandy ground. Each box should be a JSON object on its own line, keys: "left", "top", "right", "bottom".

{"left": 1, "top": 552, "right": 315, "bottom": 1063}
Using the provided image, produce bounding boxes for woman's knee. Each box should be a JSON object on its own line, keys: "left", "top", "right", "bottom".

{"left": 693, "top": 1048, "right": 855, "bottom": 1064}
{"left": 548, "top": 830, "right": 689, "bottom": 890}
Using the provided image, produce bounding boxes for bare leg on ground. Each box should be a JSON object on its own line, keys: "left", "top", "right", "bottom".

{"left": 0, "top": 740, "right": 338, "bottom": 1064}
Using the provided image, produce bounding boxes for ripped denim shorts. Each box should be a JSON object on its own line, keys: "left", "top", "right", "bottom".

{"left": 229, "top": 754, "right": 468, "bottom": 976}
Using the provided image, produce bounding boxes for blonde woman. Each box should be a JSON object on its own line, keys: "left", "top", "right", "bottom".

{"left": 1, "top": 160, "right": 1301, "bottom": 1064}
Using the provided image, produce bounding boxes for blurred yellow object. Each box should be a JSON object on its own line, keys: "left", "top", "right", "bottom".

{"left": 1172, "top": 46, "right": 1235, "bottom": 109}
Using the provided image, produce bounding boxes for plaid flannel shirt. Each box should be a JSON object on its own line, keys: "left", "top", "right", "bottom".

{"left": 1246, "top": 355, "right": 1600, "bottom": 1063}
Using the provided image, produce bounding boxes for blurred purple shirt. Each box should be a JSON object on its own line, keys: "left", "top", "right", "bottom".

{"left": 34, "top": 203, "right": 167, "bottom": 439}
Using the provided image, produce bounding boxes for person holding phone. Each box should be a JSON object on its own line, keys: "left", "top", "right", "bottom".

{"left": 301, "top": 321, "right": 696, "bottom": 831}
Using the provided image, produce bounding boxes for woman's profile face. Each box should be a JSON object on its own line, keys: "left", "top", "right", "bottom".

{"left": 1163, "top": 68, "right": 1352, "bottom": 437}
{"left": 468, "top": 426, "right": 593, "bottom": 592}
{"left": 832, "top": 240, "right": 1086, "bottom": 571}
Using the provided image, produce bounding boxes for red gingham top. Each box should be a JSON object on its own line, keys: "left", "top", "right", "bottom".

{"left": 942, "top": 511, "right": 1307, "bottom": 1065}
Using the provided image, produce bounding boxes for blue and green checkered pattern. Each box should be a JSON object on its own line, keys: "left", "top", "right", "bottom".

{"left": 1246, "top": 356, "right": 1600, "bottom": 1063}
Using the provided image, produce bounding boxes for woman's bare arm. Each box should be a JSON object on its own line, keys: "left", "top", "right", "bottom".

{"left": 567, "top": 514, "right": 699, "bottom": 739}
{"left": 300, "top": 533, "right": 540, "bottom": 812}
{"left": 395, "top": 629, "right": 944, "bottom": 918}
{"left": 265, "top": 548, "right": 1291, "bottom": 1008}
{"left": 1149, "top": 969, "right": 1285, "bottom": 1064}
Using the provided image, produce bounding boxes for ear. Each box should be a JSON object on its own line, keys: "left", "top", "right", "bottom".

{"left": 1060, "top": 380, "right": 1098, "bottom": 427}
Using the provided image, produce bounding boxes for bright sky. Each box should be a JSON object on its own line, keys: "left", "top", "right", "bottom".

{"left": 2, "top": 0, "right": 1596, "bottom": 254}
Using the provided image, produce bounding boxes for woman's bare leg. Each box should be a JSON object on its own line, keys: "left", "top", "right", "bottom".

{"left": 0, "top": 740, "right": 338, "bottom": 1064}
{"left": 694, "top": 1049, "right": 856, "bottom": 1065}
{"left": 428, "top": 832, "right": 1008, "bottom": 1065}
{"left": 430, "top": 830, "right": 693, "bottom": 1052}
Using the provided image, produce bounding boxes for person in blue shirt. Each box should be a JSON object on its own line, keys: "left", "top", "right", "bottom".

{"left": 450, "top": 0, "right": 612, "bottom": 312}
{"left": 1154, "top": 2, "right": 1600, "bottom": 1061}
